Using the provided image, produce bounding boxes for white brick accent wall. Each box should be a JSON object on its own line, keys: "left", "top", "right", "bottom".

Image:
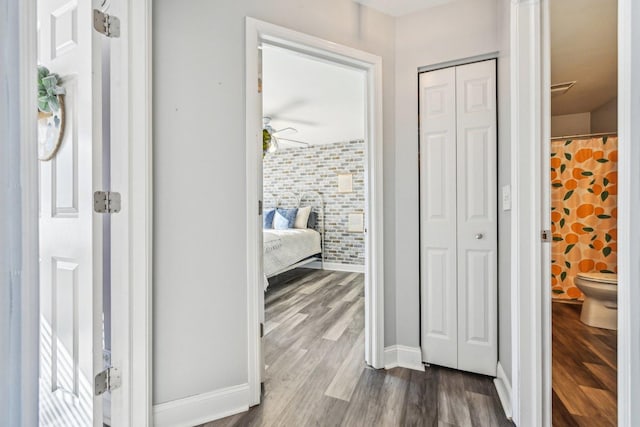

{"left": 263, "top": 140, "right": 365, "bottom": 266}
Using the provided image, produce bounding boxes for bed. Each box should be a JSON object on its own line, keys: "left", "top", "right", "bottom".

{"left": 263, "top": 191, "right": 325, "bottom": 290}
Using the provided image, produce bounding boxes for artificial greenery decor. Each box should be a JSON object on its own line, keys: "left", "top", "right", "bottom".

{"left": 37, "top": 66, "right": 66, "bottom": 113}
{"left": 263, "top": 128, "right": 271, "bottom": 156}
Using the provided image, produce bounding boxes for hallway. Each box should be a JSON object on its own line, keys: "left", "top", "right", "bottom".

{"left": 206, "top": 269, "right": 513, "bottom": 427}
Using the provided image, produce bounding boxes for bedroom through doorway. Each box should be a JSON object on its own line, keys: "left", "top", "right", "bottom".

{"left": 257, "top": 42, "right": 370, "bottom": 420}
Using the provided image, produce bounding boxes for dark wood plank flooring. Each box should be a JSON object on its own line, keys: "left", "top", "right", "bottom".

{"left": 552, "top": 302, "right": 617, "bottom": 426}
{"left": 205, "top": 269, "right": 512, "bottom": 427}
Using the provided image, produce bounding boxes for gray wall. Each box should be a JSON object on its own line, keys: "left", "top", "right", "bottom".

{"left": 153, "top": 0, "right": 510, "bottom": 407}
{"left": 263, "top": 140, "right": 365, "bottom": 266}
{"left": 551, "top": 112, "right": 591, "bottom": 137}
{"left": 591, "top": 97, "right": 618, "bottom": 133}
{"left": 394, "top": 0, "right": 500, "bottom": 348}
{"left": 153, "top": 0, "right": 395, "bottom": 405}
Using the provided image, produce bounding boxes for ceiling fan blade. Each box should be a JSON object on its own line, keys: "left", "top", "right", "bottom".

{"left": 277, "top": 137, "right": 311, "bottom": 147}
{"left": 269, "top": 116, "right": 321, "bottom": 126}
{"left": 273, "top": 126, "right": 298, "bottom": 135}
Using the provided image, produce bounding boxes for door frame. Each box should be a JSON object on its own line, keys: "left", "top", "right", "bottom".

{"left": 417, "top": 56, "right": 500, "bottom": 376}
{"left": 509, "top": 0, "right": 640, "bottom": 425}
{"left": 16, "top": 0, "right": 153, "bottom": 424}
{"left": 108, "top": 0, "right": 154, "bottom": 425}
{"left": 245, "top": 17, "right": 385, "bottom": 405}
{"left": 13, "top": 0, "right": 40, "bottom": 425}
{"left": 418, "top": 56, "right": 499, "bottom": 375}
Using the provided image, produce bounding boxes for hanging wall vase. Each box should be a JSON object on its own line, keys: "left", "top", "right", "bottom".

{"left": 37, "top": 66, "right": 67, "bottom": 161}
{"left": 38, "top": 94, "right": 66, "bottom": 161}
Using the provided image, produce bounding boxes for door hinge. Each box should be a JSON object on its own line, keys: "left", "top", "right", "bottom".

{"left": 260, "top": 322, "right": 264, "bottom": 338}
{"left": 541, "top": 229, "right": 551, "bottom": 243}
{"left": 258, "top": 200, "right": 263, "bottom": 216}
{"left": 94, "top": 191, "right": 121, "bottom": 213}
{"left": 95, "top": 366, "right": 121, "bottom": 396}
{"left": 93, "top": 9, "right": 121, "bottom": 38}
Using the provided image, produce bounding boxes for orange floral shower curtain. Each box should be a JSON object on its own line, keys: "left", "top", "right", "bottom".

{"left": 550, "top": 136, "right": 618, "bottom": 300}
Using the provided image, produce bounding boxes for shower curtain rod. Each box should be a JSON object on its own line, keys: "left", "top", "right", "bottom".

{"left": 550, "top": 131, "right": 618, "bottom": 141}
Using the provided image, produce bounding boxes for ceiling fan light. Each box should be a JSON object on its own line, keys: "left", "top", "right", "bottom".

{"left": 268, "top": 135, "right": 279, "bottom": 153}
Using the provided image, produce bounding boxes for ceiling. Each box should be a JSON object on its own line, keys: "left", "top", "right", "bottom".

{"left": 551, "top": 0, "right": 617, "bottom": 116}
{"left": 262, "top": 44, "right": 365, "bottom": 148}
{"left": 352, "top": 0, "right": 454, "bottom": 16}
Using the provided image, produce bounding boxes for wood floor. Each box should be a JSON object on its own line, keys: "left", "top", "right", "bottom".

{"left": 552, "top": 301, "right": 617, "bottom": 426}
{"left": 204, "top": 268, "right": 512, "bottom": 427}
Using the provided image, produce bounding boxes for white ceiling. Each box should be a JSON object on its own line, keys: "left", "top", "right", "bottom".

{"left": 262, "top": 44, "right": 365, "bottom": 148}
{"left": 353, "top": 0, "right": 454, "bottom": 17}
{"left": 551, "top": 0, "right": 617, "bottom": 116}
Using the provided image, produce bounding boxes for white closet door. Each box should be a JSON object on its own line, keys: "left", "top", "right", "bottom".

{"left": 455, "top": 60, "right": 497, "bottom": 376}
{"left": 419, "top": 67, "right": 458, "bottom": 369}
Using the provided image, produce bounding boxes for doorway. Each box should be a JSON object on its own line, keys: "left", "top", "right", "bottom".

{"left": 7, "top": 0, "right": 152, "bottom": 424}
{"left": 37, "top": 0, "right": 106, "bottom": 424}
{"left": 36, "top": 0, "right": 116, "bottom": 424}
{"left": 508, "top": 0, "right": 640, "bottom": 424}
{"left": 258, "top": 40, "right": 368, "bottom": 420}
{"left": 244, "top": 18, "right": 385, "bottom": 406}
{"left": 549, "top": 1, "right": 618, "bottom": 425}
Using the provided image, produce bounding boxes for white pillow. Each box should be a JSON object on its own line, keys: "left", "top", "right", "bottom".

{"left": 294, "top": 206, "right": 312, "bottom": 229}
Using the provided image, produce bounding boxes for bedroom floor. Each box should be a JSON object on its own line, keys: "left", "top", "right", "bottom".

{"left": 552, "top": 302, "right": 617, "bottom": 426}
{"left": 204, "top": 269, "right": 512, "bottom": 427}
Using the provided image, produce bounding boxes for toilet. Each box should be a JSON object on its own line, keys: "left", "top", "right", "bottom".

{"left": 574, "top": 272, "right": 618, "bottom": 330}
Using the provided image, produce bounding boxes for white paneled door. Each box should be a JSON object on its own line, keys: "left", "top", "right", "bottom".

{"left": 419, "top": 66, "right": 458, "bottom": 369}
{"left": 38, "top": 0, "right": 105, "bottom": 425}
{"left": 419, "top": 60, "right": 497, "bottom": 376}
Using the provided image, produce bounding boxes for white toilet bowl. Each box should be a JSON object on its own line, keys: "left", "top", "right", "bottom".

{"left": 574, "top": 272, "right": 617, "bottom": 330}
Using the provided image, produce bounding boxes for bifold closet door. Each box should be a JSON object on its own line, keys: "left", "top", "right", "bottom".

{"left": 454, "top": 60, "right": 497, "bottom": 376}
{"left": 419, "top": 66, "right": 458, "bottom": 369}
{"left": 419, "top": 60, "right": 497, "bottom": 376}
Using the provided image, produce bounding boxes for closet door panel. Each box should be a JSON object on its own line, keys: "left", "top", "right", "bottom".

{"left": 419, "top": 67, "right": 458, "bottom": 368}
{"left": 455, "top": 60, "right": 498, "bottom": 376}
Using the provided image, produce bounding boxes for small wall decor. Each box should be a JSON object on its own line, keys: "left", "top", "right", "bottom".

{"left": 347, "top": 212, "right": 364, "bottom": 233}
{"left": 337, "top": 173, "right": 353, "bottom": 193}
{"left": 37, "top": 66, "right": 66, "bottom": 161}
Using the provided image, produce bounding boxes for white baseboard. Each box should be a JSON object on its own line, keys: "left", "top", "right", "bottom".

{"left": 307, "top": 261, "right": 364, "bottom": 273}
{"left": 383, "top": 345, "right": 425, "bottom": 372}
{"left": 153, "top": 383, "right": 249, "bottom": 427}
{"left": 493, "top": 361, "right": 513, "bottom": 420}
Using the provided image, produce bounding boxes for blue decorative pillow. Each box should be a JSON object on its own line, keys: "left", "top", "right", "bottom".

{"left": 273, "top": 208, "right": 298, "bottom": 229}
{"left": 263, "top": 208, "right": 275, "bottom": 229}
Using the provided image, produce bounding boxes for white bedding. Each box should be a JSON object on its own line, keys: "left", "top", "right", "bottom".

{"left": 263, "top": 229, "right": 321, "bottom": 289}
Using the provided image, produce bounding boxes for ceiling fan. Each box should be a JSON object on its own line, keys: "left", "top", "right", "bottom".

{"left": 263, "top": 117, "right": 310, "bottom": 153}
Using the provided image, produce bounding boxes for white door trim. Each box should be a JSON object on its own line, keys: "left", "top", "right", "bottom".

{"left": 245, "top": 17, "right": 385, "bottom": 405}
{"left": 15, "top": 0, "right": 153, "bottom": 424}
{"left": 20, "top": 0, "right": 41, "bottom": 421}
{"left": 509, "top": 0, "right": 547, "bottom": 425}
{"left": 11, "top": 0, "right": 40, "bottom": 424}
{"left": 109, "top": 0, "right": 154, "bottom": 425}
{"left": 511, "top": 0, "right": 640, "bottom": 425}
{"left": 417, "top": 51, "right": 499, "bottom": 73}
{"left": 616, "top": 0, "right": 640, "bottom": 424}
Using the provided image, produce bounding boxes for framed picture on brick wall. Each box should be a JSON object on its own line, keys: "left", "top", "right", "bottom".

{"left": 338, "top": 173, "right": 353, "bottom": 193}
